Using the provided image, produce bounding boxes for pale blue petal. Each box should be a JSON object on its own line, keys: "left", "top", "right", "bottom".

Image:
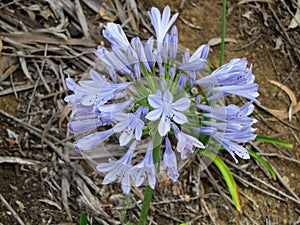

{"left": 113, "top": 119, "right": 128, "bottom": 133}
{"left": 158, "top": 116, "right": 170, "bottom": 136}
{"left": 148, "top": 92, "right": 163, "bottom": 108}
{"left": 210, "top": 84, "right": 259, "bottom": 103}
{"left": 129, "top": 142, "right": 155, "bottom": 188}
{"left": 103, "top": 23, "right": 130, "bottom": 50}
{"left": 163, "top": 89, "right": 173, "bottom": 103}
{"left": 149, "top": 7, "right": 160, "bottom": 34}
{"left": 102, "top": 163, "right": 122, "bottom": 184}
{"left": 66, "top": 76, "right": 77, "bottom": 91}
{"left": 121, "top": 176, "right": 131, "bottom": 194}
{"left": 68, "top": 118, "right": 102, "bottom": 134}
{"left": 226, "top": 141, "right": 250, "bottom": 162}
{"left": 135, "top": 120, "right": 144, "bottom": 140}
{"left": 171, "top": 111, "right": 188, "bottom": 124}
{"left": 163, "top": 138, "right": 179, "bottom": 182}
{"left": 64, "top": 94, "right": 75, "bottom": 103}
{"left": 161, "top": 5, "right": 171, "bottom": 30}
{"left": 178, "top": 58, "right": 207, "bottom": 71}
{"left": 194, "top": 127, "right": 217, "bottom": 135}
{"left": 145, "top": 108, "right": 163, "bottom": 121}
{"left": 74, "top": 129, "right": 114, "bottom": 151}
{"left": 172, "top": 97, "right": 190, "bottom": 111}
{"left": 119, "top": 129, "right": 133, "bottom": 146}
{"left": 96, "top": 160, "right": 116, "bottom": 173}
{"left": 148, "top": 166, "right": 156, "bottom": 189}
{"left": 189, "top": 44, "right": 210, "bottom": 61}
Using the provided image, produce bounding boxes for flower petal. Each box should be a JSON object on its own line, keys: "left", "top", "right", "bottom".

{"left": 172, "top": 97, "right": 191, "bottom": 111}
{"left": 145, "top": 108, "right": 163, "bottom": 121}
{"left": 163, "top": 89, "right": 173, "bottom": 103}
{"left": 171, "top": 111, "right": 188, "bottom": 124}
{"left": 148, "top": 93, "right": 163, "bottom": 108}
{"left": 74, "top": 129, "right": 114, "bottom": 151}
{"left": 119, "top": 129, "right": 133, "bottom": 146}
{"left": 158, "top": 116, "right": 170, "bottom": 136}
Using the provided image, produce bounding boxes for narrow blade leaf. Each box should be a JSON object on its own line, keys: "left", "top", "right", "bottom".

{"left": 204, "top": 152, "right": 241, "bottom": 211}
{"left": 248, "top": 149, "right": 276, "bottom": 180}
{"left": 255, "top": 136, "right": 293, "bottom": 148}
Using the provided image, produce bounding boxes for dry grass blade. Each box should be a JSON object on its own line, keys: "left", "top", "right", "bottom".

{"left": 0, "top": 32, "right": 96, "bottom": 46}
{"left": 238, "top": 0, "right": 274, "bottom": 5}
{"left": 179, "top": 16, "right": 202, "bottom": 29}
{"left": 0, "top": 77, "right": 56, "bottom": 96}
{"left": 263, "top": 80, "right": 300, "bottom": 121}
{"left": 269, "top": 80, "right": 297, "bottom": 106}
{"left": 75, "top": 0, "right": 90, "bottom": 39}
{"left": 38, "top": 199, "right": 62, "bottom": 210}
{"left": 0, "top": 38, "right": 2, "bottom": 55}
{"left": 61, "top": 172, "right": 72, "bottom": 221}
{"left": 0, "top": 156, "right": 40, "bottom": 166}
{"left": 208, "top": 37, "right": 238, "bottom": 46}
{"left": 17, "top": 51, "right": 33, "bottom": 82}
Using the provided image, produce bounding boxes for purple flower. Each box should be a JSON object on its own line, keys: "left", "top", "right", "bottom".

{"left": 113, "top": 107, "right": 145, "bottom": 146}
{"left": 196, "top": 58, "right": 253, "bottom": 86}
{"left": 172, "top": 124, "right": 205, "bottom": 159}
{"left": 96, "top": 141, "right": 136, "bottom": 194}
{"left": 169, "top": 26, "right": 178, "bottom": 59}
{"left": 129, "top": 142, "right": 156, "bottom": 189}
{"left": 211, "top": 132, "right": 250, "bottom": 163}
{"left": 66, "top": 70, "right": 131, "bottom": 108}
{"left": 163, "top": 137, "right": 179, "bottom": 182}
{"left": 146, "top": 89, "right": 190, "bottom": 136}
{"left": 94, "top": 98, "right": 133, "bottom": 125}
{"left": 178, "top": 44, "right": 209, "bottom": 71}
{"left": 102, "top": 23, "right": 130, "bottom": 50}
{"left": 131, "top": 37, "right": 151, "bottom": 72}
{"left": 197, "top": 102, "right": 256, "bottom": 125}
{"left": 64, "top": 5, "right": 261, "bottom": 193}
{"left": 231, "top": 124, "right": 257, "bottom": 143}
{"left": 207, "top": 83, "right": 259, "bottom": 103}
{"left": 177, "top": 74, "right": 187, "bottom": 93}
{"left": 197, "top": 104, "right": 241, "bottom": 121}
{"left": 68, "top": 117, "right": 103, "bottom": 134}
{"left": 148, "top": 5, "right": 178, "bottom": 52}
{"left": 74, "top": 128, "right": 114, "bottom": 151}
{"left": 144, "top": 37, "right": 156, "bottom": 68}
{"left": 94, "top": 47, "right": 132, "bottom": 75}
{"left": 195, "top": 102, "right": 257, "bottom": 163}
{"left": 194, "top": 58, "right": 259, "bottom": 103}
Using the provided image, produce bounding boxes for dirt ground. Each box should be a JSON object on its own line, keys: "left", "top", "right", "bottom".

{"left": 0, "top": 0, "right": 300, "bottom": 224}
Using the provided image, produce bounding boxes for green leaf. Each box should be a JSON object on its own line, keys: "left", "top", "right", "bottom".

{"left": 80, "top": 212, "right": 87, "bottom": 225}
{"left": 203, "top": 152, "right": 241, "bottom": 211}
{"left": 255, "top": 135, "right": 293, "bottom": 148}
{"left": 248, "top": 149, "right": 276, "bottom": 180}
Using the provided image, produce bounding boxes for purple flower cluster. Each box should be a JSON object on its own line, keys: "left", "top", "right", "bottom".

{"left": 65, "top": 6, "right": 259, "bottom": 193}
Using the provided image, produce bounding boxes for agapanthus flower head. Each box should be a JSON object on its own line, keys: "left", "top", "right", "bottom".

{"left": 64, "top": 5, "right": 259, "bottom": 193}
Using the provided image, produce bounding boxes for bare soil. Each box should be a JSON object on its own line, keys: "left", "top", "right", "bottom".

{"left": 0, "top": 0, "right": 299, "bottom": 224}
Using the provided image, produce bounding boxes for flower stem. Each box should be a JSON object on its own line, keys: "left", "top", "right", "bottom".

{"left": 138, "top": 132, "right": 162, "bottom": 225}
{"left": 138, "top": 185, "right": 153, "bottom": 225}
{"left": 219, "top": 0, "right": 227, "bottom": 66}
